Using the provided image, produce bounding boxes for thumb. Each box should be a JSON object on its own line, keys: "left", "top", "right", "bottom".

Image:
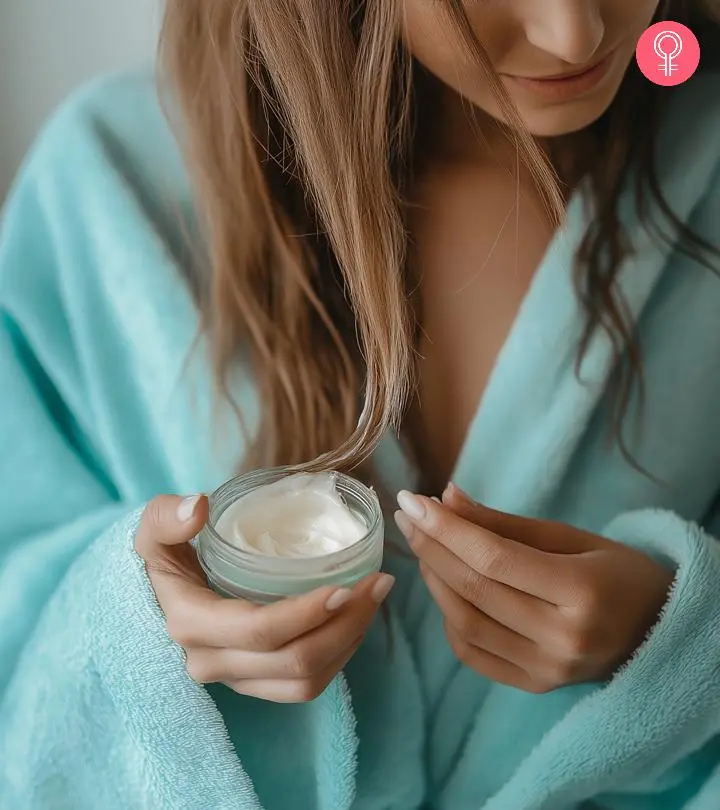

{"left": 441, "top": 484, "right": 599, "bottom": 554}
{"left": 441, "top": 483, "right": 540, "bottom": 542}
{"left": 135, "top": 493, "right": 209, "bottom": 560}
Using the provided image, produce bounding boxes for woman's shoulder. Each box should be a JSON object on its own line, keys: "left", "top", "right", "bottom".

{"left": 40, "top": 69, "right": 170, "bottom": 141}
{"left": 7, "top": 69, "right": 191, "bottom": 218}
{"left": 659, "top": 70, "right": 720, "bottom": 167}
{"left": 683, "top": 68, "right": 720, "bottom": 102}
{"left": 645, "top": 69, "right": 720, "bottom": 242}
{"left": 0, "top": 71, "right": 199, "bottom": 358}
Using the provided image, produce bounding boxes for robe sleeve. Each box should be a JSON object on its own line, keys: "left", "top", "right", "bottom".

{"left": 0, "top": 88, "right": 158, "bottom": 807}
{"left": 484, "top": 501, "right": 720, "bottom": 810}
{"left": 586, "top": 501, "right": 720, "bottom": 809}
{"left": 0, "top": 108, "right": 136, "bottom": 697}
{"left": 0, "top": 80, "right": 286, "bottom": 810}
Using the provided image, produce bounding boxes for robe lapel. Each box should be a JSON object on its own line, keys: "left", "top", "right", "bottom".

{"left": 451, "top": 77, "right": 720, "bottom": 517}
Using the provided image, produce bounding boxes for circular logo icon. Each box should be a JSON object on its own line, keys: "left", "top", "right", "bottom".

{"left": 636, "top": 21, "right": 700, "bottom": 86}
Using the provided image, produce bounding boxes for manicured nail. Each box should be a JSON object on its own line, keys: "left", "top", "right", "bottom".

{"left": 393, "top": 510, "right": 414, "bottom": 540}
{"left": 371, "top": 574, "right": 396, "bottom": 604}
{"left": 177, "top": 494, "right": 202, "bottom": 522}
{"left": 444, "top": 482, "right": 473, "bottom": 505}
{"left": 397, "top": 490, "right": 426, "bottom": 521}
{"left": 325, "top": 588, "right": 353, "bottom": 611}
{"left": 430, "top": 496, "right": 441, "bottom": 504}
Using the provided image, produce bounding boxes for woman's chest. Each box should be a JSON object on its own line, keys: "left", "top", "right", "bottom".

{"left": 406, "top": 162, "right": 555, "bottom": 493}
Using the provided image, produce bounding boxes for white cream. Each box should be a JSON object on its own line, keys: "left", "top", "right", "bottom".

{"left": 215, "top": 472, "right": 368, "bottom": 558}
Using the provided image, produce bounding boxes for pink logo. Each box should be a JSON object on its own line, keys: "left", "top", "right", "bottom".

{"left": 636, "top": 21, "right": 700, "bottom": 86}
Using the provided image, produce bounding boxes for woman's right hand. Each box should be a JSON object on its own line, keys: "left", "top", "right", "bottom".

{"left": 135, "top": 494, "right": 395, "bottom": 703}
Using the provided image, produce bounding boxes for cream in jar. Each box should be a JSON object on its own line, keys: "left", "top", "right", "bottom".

{"left": 197, "top": 468, "right": 384, "bottom": 602}
{"left": 215, "top": 473, "right": 368, "bottom": 558}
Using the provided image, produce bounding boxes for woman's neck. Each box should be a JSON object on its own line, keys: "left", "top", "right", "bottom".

{"left": 429, "top": 81, "right": 591, "bottom": 192}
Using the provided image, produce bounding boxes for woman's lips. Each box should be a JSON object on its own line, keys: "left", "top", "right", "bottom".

{"left": 501, "top": 50, "right": 617, "bottom": 102}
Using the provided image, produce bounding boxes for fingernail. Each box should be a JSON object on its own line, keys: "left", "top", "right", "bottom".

{"left": 371, "top": 574, "right": 395, "bottom": 604}
{"left": 444, "top": 482, "right": 473, "bottom": 505}
{"left": 430, "top": 496, "right": 442, "bottom": 504}
{"left": 397, "top": 490, "right": 426, "bottom": 521}
{"left": 325, "top": 588, "right": 353, "bottom": 611}
{"left": 393, "top": 509, "right": 414, "bottom": 540}
{"left": 177, "top": 494, "right": 202, "bottom": 522}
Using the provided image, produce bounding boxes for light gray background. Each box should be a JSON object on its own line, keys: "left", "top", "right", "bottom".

{"left": 0, "top": 0, "right": 159, "bottom": 200}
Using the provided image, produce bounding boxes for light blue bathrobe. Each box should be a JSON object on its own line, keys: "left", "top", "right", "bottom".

{"left": 2, "top": 69, "right": 720, "bottom": 810}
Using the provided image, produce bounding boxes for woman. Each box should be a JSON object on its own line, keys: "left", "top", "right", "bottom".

{"left": 2, "top": 0, "right": 720, "bottom": 808}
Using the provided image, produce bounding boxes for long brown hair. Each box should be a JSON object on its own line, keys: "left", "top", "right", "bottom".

{"left": 159, "top": 0, "right": 720, "bottom": 480}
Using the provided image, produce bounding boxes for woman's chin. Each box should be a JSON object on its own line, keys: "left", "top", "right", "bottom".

{"left": 504, "top": 68, "right": 630, "bottom": 138}
{"left": 516, "top": 94, "right": 619, "bottom": 137}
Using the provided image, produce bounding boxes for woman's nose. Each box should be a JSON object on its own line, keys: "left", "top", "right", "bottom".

{"left": 524, "top": 1, "right": 605, "bottom": 66}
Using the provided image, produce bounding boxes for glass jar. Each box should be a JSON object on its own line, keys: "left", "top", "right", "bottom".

{"left": 196, "top": 466, "right": 384, "bottom": 603}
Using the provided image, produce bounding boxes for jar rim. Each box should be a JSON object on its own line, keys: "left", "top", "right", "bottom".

{"left": 201, "top": 466, "right": 383, "bottom": 571}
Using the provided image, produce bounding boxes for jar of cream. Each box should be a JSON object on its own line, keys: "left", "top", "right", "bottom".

{"left": 197, "top": 467, "right": 384, "bottom": 603}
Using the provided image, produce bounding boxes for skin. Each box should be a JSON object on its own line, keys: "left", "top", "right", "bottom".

{"left": 402, "top": 0, "right": 660, "bottom": 493}
{"left": 395, "top": 0, "right": 672, "bottom": 692}
{"left": 137, "top": 0, "right": 671, "bottom": 701}
{"left": 136, "top": 495, "right": 395, "bottom": 703}
{"left": 394, "top": 486, "right": 672, "bottom": 692}
{"left": 402, "top": 0, "right": 661, "bottom": 137}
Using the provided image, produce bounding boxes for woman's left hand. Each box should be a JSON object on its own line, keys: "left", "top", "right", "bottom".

{"left": 394, "top": 484, "right": 674, "bottom": 693}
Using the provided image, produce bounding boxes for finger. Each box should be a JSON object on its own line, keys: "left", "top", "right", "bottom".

{"left": 421, "top": 564, "right": 538, "bottom": 669}
{"left": 221, "top": 636, "right": 365, "bottom": 703}
{"left": 442, "top": 483, "right": 598, "bottom": 554}
{"left": 184, "top": 575, "right": 387, "bottom": 679}
{"left": 395, "top": 508, "right": 562, "bottom": 606}
{"left": 168, "top": 571, "right": 394, "bottom": 651}
{"left": 410, "top": 530, "right": 556, "bottom": 636}
{"left": 445, "top": 624, "right": 548, "bottom": 694}
{"left": 188, "top": 626, "right": 366, "bottom": 682}
{"left": 442, "top": 484, "right": 541, "bottom": 540}
{"left": 395, "top": 494, "right": 565, "bottom": 602}
{"left": 135, "top": 494, "right": 208, "bottom": 559}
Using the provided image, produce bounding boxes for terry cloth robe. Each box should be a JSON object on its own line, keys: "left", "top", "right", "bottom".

{"left": 2, "top": 69, "right": 720, "bottom": 810}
